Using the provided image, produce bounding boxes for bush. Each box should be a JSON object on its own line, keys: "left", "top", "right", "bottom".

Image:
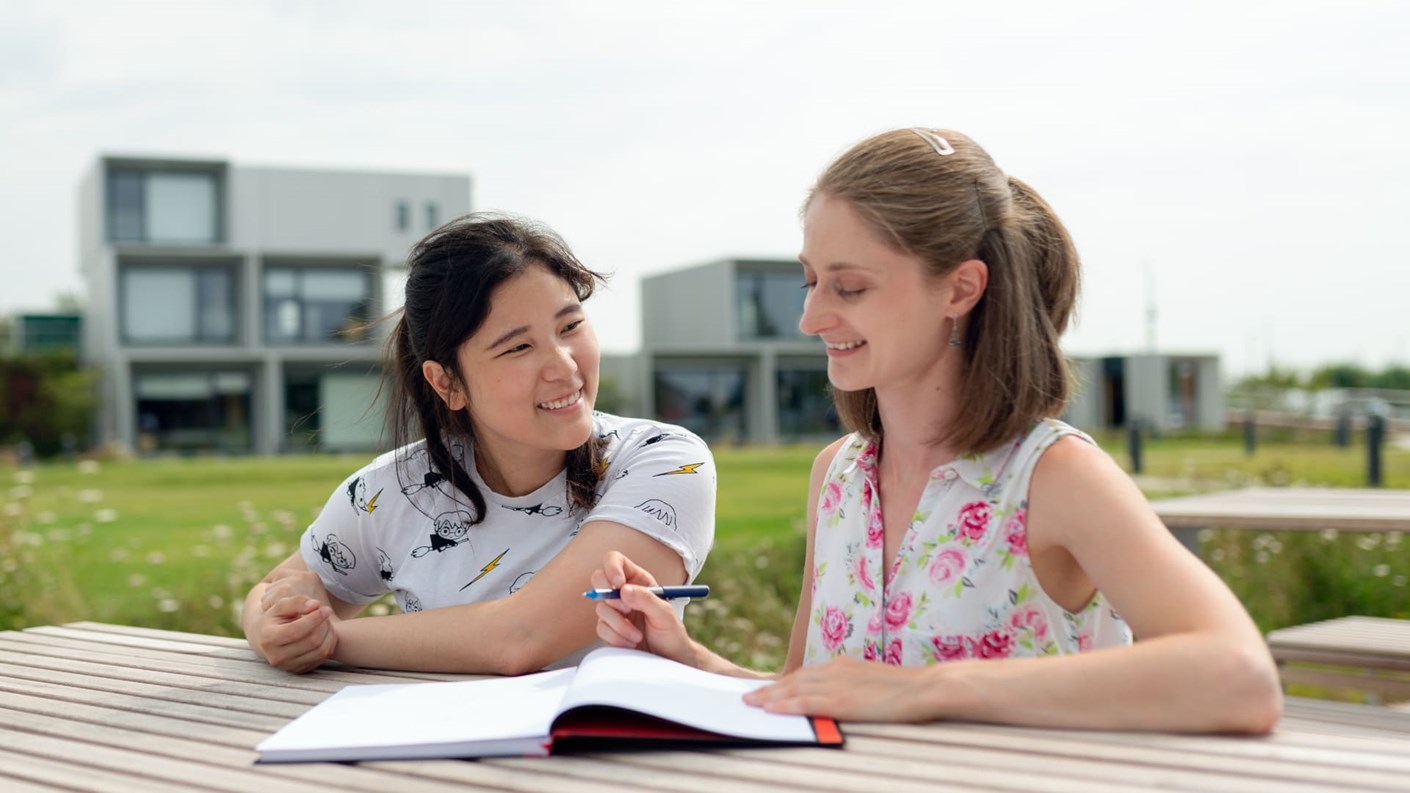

{"left": 0, "top": 353, "right": 96, "bottom": 458}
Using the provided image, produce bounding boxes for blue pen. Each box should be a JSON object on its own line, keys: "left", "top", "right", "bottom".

{"left": 583, "top": 585, "right": 710, "bottom": 600}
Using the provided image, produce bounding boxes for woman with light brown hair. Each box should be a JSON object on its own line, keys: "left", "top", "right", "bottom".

{"left": 593, "top": 128, "right": 1283, "bottom": 732}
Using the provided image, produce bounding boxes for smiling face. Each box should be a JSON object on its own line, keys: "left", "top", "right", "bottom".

{"left": 433, "top": 262, "right": 599, "bottom": 463}
{"left": 799, "top": 192, "right": 957, "bottom": 396}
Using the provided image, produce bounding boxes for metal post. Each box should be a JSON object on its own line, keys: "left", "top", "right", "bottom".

{"left": 1367, "top": 413, "right": 1385, "bottom": 487}
{"left": 1128, "top": 418, "right": 1143, "bottom": 475}
{"left": 1335, "top": 410, "right": 1351, "bottom": 448}
{"left": 1243, "top": 409, "right": 1256, "bottom": 457}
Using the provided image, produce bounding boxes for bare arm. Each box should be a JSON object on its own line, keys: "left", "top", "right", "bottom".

{"left": 330, "top": 520, "right": 687, "bottom": 675}
{"left": 594, "top": 437, "right": 847, "bottom": 679}
{"left": 749, "top": 439, "right": 1283, "bottom": 733}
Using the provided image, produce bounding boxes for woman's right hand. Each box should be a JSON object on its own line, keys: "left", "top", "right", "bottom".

{"left": 592, "top": 550, "right": 698, "bottom": 666}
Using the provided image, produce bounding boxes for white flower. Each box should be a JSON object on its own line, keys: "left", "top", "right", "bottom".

{"left": 1373, "top": 564, "right": 1390, "bottom": 577}
{"left": 78, "top": 460, "right": 100, "bottom": 474}
{"left": 95, "top": 509, "right": 118, "bottom": 523}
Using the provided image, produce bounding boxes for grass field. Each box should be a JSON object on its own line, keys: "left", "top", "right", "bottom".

{"left": 3, "top": 431, "right": 1408, "bottom": 680}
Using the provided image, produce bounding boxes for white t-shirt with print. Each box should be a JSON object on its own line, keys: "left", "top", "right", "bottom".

{"left": 299, "top": 413, "right": 715, "bottom": 651}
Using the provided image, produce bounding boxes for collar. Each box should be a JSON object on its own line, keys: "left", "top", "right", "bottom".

{"left": 847, "top": 432, "right": 1025, "bottom": 493}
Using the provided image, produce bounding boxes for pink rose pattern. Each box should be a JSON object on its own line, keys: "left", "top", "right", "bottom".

{"left": 853, "top": 551, "right": 876, "bottom": 592}
{"left": 884, "top": 592, "right": 913, "bottom": 630}
{"left": 805, "top": 427, "right": 1131, "bottom": 667}
{"left": 956, "top": 501, "right": 991, "bottom": 542}
{"left": 819, "top": 480, "right": 843, "bottom": 521}
{"left": 927, "top": 548, "right": 967, "bottom": 587}
{"left": 819, "top": 605, "right": 852, "bottom": 653}
{"left": 1004, "top": 508, "right": 1027, "bottom": 556}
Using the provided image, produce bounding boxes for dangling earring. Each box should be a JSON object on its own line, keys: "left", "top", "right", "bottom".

{"left": 949, "top": 316, "right": 963, "bottom": 348}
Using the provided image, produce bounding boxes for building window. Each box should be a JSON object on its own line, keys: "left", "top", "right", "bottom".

{"left": 108, "top": 169, "right": 220, "bottom": 244}
{"left": 121, "top": 265, "right": 236, "bottom": 344}
{"left": 264, "top": 266, "right": 372, "bottom": 344}
{"left": 653, "top": 366, "right": 748, "bottom": 441}
{"left": 426, "top": 202, "right": 439, "bottom": 230}
{"left": 777, "top": 368, "right": 838, "bottom": 437}
{"left": 395, "top": 200, "right": 410, "bottom": 232}
{"left": 736, "top": 269, "right": 807, "bottom": 340}
{"left": 134, "top": 370, "right": 252, "bottom": 453}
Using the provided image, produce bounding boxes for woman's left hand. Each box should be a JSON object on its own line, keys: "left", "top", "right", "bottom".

{"left": 743, "top": 655, "right": 938, "bottom": 722}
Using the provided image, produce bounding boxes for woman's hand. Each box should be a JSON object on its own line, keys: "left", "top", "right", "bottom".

{"left": 744, "top": 655, "right": 938, "bottom": 722}
{"left": 250, "top": 595, "right": 338, "bottom": 674}
{"left": 248, "top": 564, "right": 340, "bottom": 674}
{"left": 592, "top": 551, "right": 698, "bottom": 666}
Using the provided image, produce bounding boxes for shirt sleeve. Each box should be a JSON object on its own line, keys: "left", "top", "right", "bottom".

{"left": 582, "top": 427, "right": 716, "bottom": 579}
{"left": 298, "top": 467, "right": 393, "bottom": 605}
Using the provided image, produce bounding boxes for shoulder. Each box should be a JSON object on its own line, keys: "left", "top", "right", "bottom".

{"left": 811, "top": 434, "right": 856, "bottom": 482}
{"left": 594, "top": 412, "right": 712, "bottom": 459}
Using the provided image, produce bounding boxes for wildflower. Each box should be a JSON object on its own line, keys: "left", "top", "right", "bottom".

{"left": 208, "top": 595, "right": 225, "bottom": 610}
{"left": 211, "top": 524, "right": 233, "bottom": 540}
{"left": 146, "top": 551, "right": 167, "bottom": 565}
{"left": 77, "top": 489, "right": 102, "bottom": 503}
{"left": 1255, "top": 550, "right": 1270, "bottom": 564}
{"left": 95, "top": 509, "right": 118, "bottom": 523}
{"left": 78, "top": 460, "right": 100, "bottom": 474}
{"left": 1356, "top": 536, "right": 1380, "bottom": 552}
{"left": 109, "top": 548, "right": 129, "bottom": 561}
{"left": 9, "top": 485, "right": 32, "bottom": 500}
{"left": 192, "top": 544, "right": 209, "bottom": 557}
{"left": 1321, "top": 528, "right": 1338, "bottom": 542}
{"left": 128, "top": 574, "right": 146, "bottom": 588}
{"left": 1373, "top": 565, "right": 1390, "bottom": 578}
{"left": 2, "top": 503, "right": 19, "bottom": 517}
{"left": 156, "top": 598, "right": 180, "bottom": 613}
{"left": 1197, "top": 529, "right": 1214, "bottom": 544}
{"left": 36, "top": 511, "right": 55, "bottom": 524}
{"left": 1210, "top": 548, "right": 1226, "bottom": 562}
{"left": 1394, "top": 576, "right": 1407, "bottom": 588}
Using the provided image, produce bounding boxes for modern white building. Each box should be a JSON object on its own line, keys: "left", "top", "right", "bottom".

{"left": 627, "top": 258, "right": 835, "bottom": 444}
{"left": 1066, "top": 353, "right": 1225, "bottom": 433}
{"left": 78, "top": 155, "right": 471, "bottom": 455}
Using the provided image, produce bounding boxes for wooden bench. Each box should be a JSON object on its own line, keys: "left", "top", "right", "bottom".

{"left": 1149, "top": 486, "right": 1410, "bottom": 557}
{"left": 1265, "top": 616, "right": 1410, "bottom": 705}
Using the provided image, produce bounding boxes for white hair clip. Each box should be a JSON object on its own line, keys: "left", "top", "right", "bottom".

{"left": 910, "top": 128, "right": 956, "bottom": 156}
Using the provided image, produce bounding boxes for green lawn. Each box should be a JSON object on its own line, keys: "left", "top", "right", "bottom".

{"left": 3, "top": 433, "right": 1408, "bottom": 679}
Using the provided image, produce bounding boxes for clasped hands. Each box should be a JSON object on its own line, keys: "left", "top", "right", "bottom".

{"left": 252, "top": 567, "right": 339, "bottom": 674}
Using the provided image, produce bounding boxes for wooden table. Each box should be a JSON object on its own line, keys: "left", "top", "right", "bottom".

{"left": 4, "top": 622, "right": 1410, "bottom": 792}
{"left": 1149, "top": 486, "right": 1410, "bottom": 555}
{"left": 1266, "top": 616, "right": 1410, "bottom": 705}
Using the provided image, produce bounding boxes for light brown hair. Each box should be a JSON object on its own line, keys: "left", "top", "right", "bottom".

{"left": 810, "top": 128, "right": 1080, "bottom": 454}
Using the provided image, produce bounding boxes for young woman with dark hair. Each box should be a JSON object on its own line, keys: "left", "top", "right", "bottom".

{"left": 243, "top": 213, "right": 714, "bottom": 675}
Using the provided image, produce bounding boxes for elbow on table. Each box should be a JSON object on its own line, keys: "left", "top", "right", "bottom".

{"left": 1215, "top": 642, "right": 1285, "bottom": 735}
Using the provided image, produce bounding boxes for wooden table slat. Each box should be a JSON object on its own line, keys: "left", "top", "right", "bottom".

{"left": 6, "top": 622, "right": 1410, "bottom": 792}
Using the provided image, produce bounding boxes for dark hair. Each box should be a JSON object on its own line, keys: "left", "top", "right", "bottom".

{"left": 386, "top": 212, "right": 609, "bottom": 522}
{"left": 810, "top": 128, "right": 1080, "bottom": 454}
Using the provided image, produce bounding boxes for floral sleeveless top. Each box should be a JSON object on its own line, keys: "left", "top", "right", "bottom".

{"left": 804, "top": 419, "right": 1131, "bottom": 666}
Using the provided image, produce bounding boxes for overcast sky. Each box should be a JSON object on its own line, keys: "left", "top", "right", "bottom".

{"left": 3, "top": 1, "right": 1406, "bottom": 377}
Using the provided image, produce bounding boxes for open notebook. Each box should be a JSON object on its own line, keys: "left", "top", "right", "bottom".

{"left": 256, "top": 647, "right": 843, "bottom": 763}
